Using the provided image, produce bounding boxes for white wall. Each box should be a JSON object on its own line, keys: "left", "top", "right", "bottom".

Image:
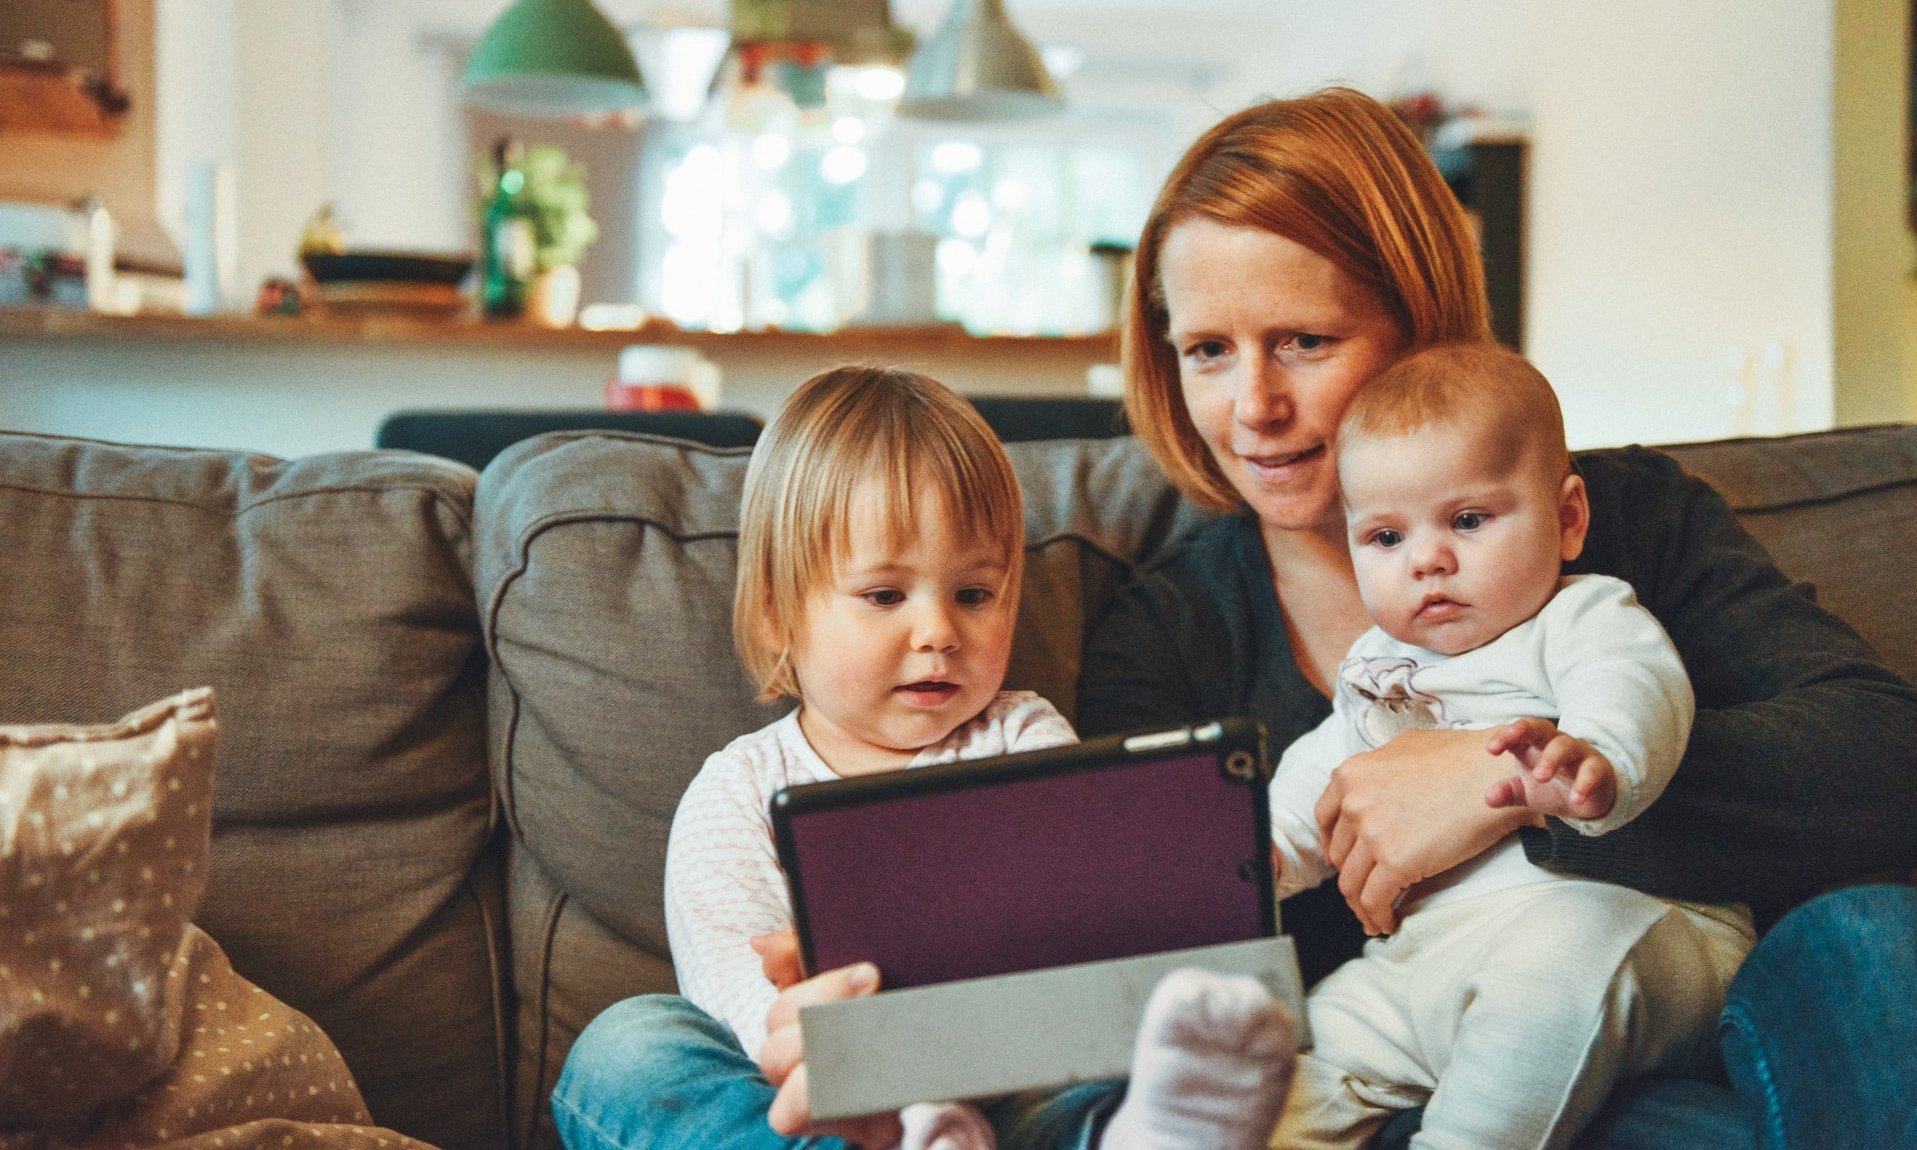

{"left": 16, "top": 0, "right": 1909, "bottom": 456}
{"left": 1005, "top": 0, "right": 1891, "bottom": 445}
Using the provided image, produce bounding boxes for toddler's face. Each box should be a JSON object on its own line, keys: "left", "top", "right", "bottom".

{"left": 1340, "top": 422, "right": 1585, "bottom": 655}
{"left": 789, "top": 480, "right": 1016, "bottom": 777}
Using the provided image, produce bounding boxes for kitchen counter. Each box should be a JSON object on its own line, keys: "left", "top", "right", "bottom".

{"left": 0, "top": 306, "right": 1115, "bottom": 356}
{"left": 0, "top": 307, "right": 1119, "bottom": 459}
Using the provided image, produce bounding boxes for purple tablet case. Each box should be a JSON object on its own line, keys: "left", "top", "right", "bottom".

{"left": 771, "top": 718, "right": 1274, "bottom": 989}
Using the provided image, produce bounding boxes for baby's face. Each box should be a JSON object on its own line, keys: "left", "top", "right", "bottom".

{"left": 1340, "top": 422, "right": 1584, "bottom": 655}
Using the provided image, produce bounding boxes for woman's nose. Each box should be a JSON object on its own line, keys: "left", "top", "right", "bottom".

{"left": 1233, "top": 361, "right": 1293, "bottom": 428}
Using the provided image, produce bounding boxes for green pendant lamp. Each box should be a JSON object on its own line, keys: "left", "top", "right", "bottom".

{"left": 461, "top": 0, "right": 648, "bottom": 117}
{"left": 897, "top": 0, "right": 1060, "bottom": 121}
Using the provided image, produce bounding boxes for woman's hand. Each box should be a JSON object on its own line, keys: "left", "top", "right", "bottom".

{"left": 1313, "top": 727, "right": 1541, "bottom": 935}
{"left": 749, "top": 931, "right": 900, "bottom": 1148}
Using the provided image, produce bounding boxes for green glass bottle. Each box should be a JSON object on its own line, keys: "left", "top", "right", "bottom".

{"left": 480, "top": 138, "right": 536, "bottom": 319}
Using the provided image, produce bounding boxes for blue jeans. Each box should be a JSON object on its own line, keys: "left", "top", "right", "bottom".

{"left": 551, "top": 994, "right": 1126, "bottom": 1150}
{"left": 553, "top": 885, "right": 1917, "bottom": 1150}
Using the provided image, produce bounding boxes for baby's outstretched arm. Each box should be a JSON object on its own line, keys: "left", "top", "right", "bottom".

{"left": 1483, "top": 717, "right": 1617, "bottom": 821}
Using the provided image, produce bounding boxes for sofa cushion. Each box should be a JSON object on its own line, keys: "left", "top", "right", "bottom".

{"left": 1659, "top": 424, "right": 1917, "bottom": 682}
{"left": 0, "top": 432, "right": 505, "bottom": 1150}
{"left": 474, "top": 431, "right": 1207, "bottom": 1147}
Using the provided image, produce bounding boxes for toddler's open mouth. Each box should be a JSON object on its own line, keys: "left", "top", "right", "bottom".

{"left": 897, "top": 680, "right": 960, "bottom": 704}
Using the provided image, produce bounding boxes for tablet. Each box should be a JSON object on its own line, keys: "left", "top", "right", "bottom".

{"left": 771, "top": 717, "right": 1275, "bottom": 990}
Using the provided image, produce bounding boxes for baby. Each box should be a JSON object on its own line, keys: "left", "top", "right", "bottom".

{"left": 1265, "top": 342, "right": 1756, "bottom": 1149}
{"left": 664, "top": 366, "right": 1294, "bottom": 1150}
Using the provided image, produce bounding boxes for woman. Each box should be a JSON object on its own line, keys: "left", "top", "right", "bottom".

{"left": 1071, "top": 86, "right": 1917, "bottom": 1146}
{"left": 557, "top": 88, "right": 1917, "bottom": 1150}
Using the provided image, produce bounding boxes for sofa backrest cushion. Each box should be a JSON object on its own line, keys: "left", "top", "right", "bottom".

{"left": 1660, "top": 424, "right": 1917, "bottom": 682}
{"left": 0, "top": 432, "right": 505, "bottom": 1150}
{"left": 474, "top": 431, "right": 1208, "bottom": 1146}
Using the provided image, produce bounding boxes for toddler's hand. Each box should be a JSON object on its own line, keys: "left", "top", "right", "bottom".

{"left": 751, "top": 928, "right": 804, "bottom": 989}
{"left": 1483, "top": 718, "right": 1617, "bottom": 821}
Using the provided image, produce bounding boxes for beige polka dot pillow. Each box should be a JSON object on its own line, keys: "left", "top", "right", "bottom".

{"left": 1, "top": 687, "right": 217, "bottom": 1131}
{"left": 0, "top": 689, "right": 430, "bottom": 1149}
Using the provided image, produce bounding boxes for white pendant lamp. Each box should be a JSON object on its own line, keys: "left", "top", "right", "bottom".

{"left": 897, "top": 0, "right": 1061, "bottom": 121}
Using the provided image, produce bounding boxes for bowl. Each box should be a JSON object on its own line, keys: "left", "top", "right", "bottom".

{"left": 300, "top": 250, "right": 474, "bottom": 286}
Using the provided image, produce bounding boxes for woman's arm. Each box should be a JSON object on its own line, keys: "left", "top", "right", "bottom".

{"left": 1075, "top": 569, "right": 1216, "bottom": 736}
{"left": 1531, "top": 449, "right": 1917, "bottom": 915}
{"left": 1076, "top": 517, "right": 1292, "bottom": 738}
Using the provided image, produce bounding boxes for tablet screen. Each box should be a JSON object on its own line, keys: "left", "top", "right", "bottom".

{"left": 773, "top": 721, "right": 1274, "bottom": 989}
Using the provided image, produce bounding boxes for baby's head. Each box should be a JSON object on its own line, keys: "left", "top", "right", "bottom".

{"left": 735, "top": 366, "right": 1024, "bottom": 771}
{"left": 1336, "top": 342, "right": 1588, "bottom": 655}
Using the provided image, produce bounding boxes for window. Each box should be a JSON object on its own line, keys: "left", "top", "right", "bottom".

{"left": 635, "top": 65, "right": 1168, "bottom": 335}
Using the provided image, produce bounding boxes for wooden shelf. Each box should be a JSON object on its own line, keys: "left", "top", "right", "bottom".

{"left": 0, "top": 66, "right": 125, "bottom": 137}
{"left": 0, "top": 306, "right": 1118, "bottom": 357}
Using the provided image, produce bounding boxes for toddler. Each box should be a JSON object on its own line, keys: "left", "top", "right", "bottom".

{"left": 664, "top": 366, "right": 1295, "bottom": 1150}
{"left": 1265, "top": 342, "right": 1755, "bottom": 1150}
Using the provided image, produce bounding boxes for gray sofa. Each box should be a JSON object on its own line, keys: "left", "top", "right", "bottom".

{"left": 3, "top": 421, "right": 1912, "bottom": 1150}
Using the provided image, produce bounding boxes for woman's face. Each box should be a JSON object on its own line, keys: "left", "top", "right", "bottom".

{"left": 1160, "top": 217, "right": 1407, "bottom": 534}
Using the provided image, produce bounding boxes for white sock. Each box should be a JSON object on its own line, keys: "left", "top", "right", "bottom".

{"left": 899, "top": 1100, "right": 996, "bottom": 1150}
{"left": 1099, "top": 967, "right": 1297, "bottom": 1150}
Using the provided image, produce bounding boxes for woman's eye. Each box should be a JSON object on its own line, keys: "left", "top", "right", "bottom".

{"left": 1370, "top": 529, "right": 1403, "bottom": 549}
{"left": 1453, "top": 512, "right": 1487, "bottom": 531}
{"left": 863, "top": 589, "right": 904, "bottom": 607}
{"left": 1183, "top": 339, "right": 1229, "bottom": 363}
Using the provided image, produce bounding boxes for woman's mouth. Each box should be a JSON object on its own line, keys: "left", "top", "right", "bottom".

{"left": 1241, "top": 444, "right": 1324, "bottom": 477}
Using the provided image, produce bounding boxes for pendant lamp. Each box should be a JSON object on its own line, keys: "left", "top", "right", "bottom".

{"left": 461, "top": 0, "right": 648, "bottom": 117}
{"left": 897, "top": 0, "right": 1061, "bottom": 121}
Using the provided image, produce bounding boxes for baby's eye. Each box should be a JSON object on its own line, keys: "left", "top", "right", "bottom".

{"left": 1453, "top": 512, "right": 1488, "bottom": 531}
{"left": 1369, "top": 529, "right": 1403, "bottom": 549}
{"left": 956, "top": 586, "right": 996, "bottom": 607}
{"left": 862, "top": 589, "right": 904, "bottom": 607}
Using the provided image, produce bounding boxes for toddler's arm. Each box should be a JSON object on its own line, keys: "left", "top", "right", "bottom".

{"left": 1484, "top": 717, "right": 1618, "bottom": 821}
{"left": 663, "top": 751, "right": 793, "bottom": 1059}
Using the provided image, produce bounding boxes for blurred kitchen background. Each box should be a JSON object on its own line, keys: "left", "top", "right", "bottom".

{"left": 0, "top": 0, "right": 1910, "bottom": 460}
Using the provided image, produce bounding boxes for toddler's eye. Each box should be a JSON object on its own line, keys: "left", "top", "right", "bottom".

{"left": 956, "top": 587, "right": 995, "bottom": 607}
{"left": 863, "top": 589, "right": 904, "bottom": 607}
{"left": 1370, "top": 529, "right": 1403, "bottom": 549}
{"left": 1453, "top": 512, "right": 1487, "bottom": 531}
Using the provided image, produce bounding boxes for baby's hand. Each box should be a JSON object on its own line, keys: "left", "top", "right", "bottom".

{"left": 1482, "top": 718, "right": 1617, "bottom": 821}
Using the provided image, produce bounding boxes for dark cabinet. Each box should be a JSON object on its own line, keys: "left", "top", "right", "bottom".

{"left": 1435, "top": 139, "right": 1525, "bottom": 350}
{"left": 0, "top": 0, "right": 127, "bottom": 137}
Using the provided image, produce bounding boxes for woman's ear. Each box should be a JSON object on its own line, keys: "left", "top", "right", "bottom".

{"left": 1558, "top": 473, "right": 1591, "bottom": 562}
